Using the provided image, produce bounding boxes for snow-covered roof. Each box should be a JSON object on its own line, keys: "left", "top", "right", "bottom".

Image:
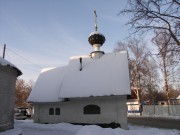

{"left": 0, "top": 57, "right": 22, "bottom": 76}
{"left": 177, "top": 95, "right": 180, "bottom": 99}
{"left": 28, "top": 51, "right": 131, "bottom": 102}
{"left": 89, "top": 31, "right": 103, "bottom": 36}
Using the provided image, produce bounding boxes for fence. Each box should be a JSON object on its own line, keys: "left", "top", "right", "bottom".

{"left": 142, "top": 105, "right": 180, "bottom": 116}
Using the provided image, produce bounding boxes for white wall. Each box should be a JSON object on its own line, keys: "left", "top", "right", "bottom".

{"left": 143, "top": 105, "right": 180, "bottom": 116}
{"left": 33, "top": 96, "right": 128, "bottom": 129}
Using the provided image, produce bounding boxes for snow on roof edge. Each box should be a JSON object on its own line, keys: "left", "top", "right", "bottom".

{"left": 0, "top": 57, "right": 22, "bottom": 76}
{"left": 41, "top": 67, "right": 56, "bottom": 73}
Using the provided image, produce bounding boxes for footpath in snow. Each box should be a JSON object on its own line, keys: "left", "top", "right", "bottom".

{"left": 1, "top": 120, "right": 180, "bottom": 135}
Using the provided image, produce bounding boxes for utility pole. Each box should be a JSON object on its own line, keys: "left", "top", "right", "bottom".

{"left": 3, "top": 44, "right": 6, "bottom": 59}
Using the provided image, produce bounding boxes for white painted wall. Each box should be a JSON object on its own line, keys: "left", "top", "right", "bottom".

{"left": 33, "top": 96, "right": 128, "bottom": 129}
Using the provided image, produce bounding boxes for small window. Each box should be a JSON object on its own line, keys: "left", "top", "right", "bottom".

{"left": 49, "top": 108, "right": 54, "bottom": 115}
{"left": 55, "top": 108, "right": 60, "bottom": 115}
{"left": 84, "top": 104, "right": 100, "bottom": 114}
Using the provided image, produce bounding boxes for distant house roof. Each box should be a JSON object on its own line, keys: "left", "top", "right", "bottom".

{"left": 177, "top": 95, "right": 180, "bottom": 99}
{"left": 28, "top": 51, "right": 131, "bottom": 102}
{"left": 0, "top": 57, "right": 22, "bottom": 76}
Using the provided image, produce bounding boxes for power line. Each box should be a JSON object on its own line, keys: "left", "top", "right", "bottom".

{"left": 0, "top": 45, "right": 4, "bottom": 57}
{"left": 6, "top": 48, "right": 11, "bottom": 62}
{"left": 1, "top": 46, "right": 41, "bottom": 73}
{"left": 18, "top": 64, "right": 41, "bottom": 73}
{"left": 6, "top": 47, "right": 42, "bottom": 69}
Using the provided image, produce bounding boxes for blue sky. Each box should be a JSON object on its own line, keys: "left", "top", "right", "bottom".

{"left": 0, "top": 0, "right": 131, "bottom": 82}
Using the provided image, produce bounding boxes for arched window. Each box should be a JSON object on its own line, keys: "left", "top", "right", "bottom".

{"left": 49, "top": 108, "right": 54, "bottom": 115}
{"left": 55, "top": 108, "right": 60, "bottom": 115}
{"left": 83, "top": 104, "right": 100, "bottom": 114}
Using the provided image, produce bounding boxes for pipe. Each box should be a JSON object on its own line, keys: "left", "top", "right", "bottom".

{"left": 79, "top": 57, "right": 82, "bottom": 71}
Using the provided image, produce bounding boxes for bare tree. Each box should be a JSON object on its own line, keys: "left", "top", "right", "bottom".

{"left": 141, "top": 89, "right": 167, "bottom": 104}
{"left": 119, "top": 0, "right": 180, "bottom": 46}
{"left": 152, "top": 30, "right": 180, "bottom": 103}
{"left": 114, "top": 38, "right": 159, "bottom": 104}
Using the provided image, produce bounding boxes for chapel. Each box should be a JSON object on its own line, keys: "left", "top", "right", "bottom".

{"left": 28, "top": 11, "right": 131, "bottom": 129}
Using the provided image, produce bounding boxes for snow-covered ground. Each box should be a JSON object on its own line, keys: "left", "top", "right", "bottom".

{"left": 1, "top": 120, "right": 180, "bottom": 135}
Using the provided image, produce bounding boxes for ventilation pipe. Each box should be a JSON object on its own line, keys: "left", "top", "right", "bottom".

{"left": 79, "top": 57, "right": 82, "bottom": 71}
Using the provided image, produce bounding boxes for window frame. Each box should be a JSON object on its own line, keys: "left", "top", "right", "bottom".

{"left": 49, "top": 108, "right": 54, "bottom": 115}
{"left": 55, "top": 108, "right": 60, "bottom": 115}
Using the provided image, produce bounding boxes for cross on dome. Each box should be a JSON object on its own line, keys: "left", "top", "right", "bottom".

{"left": 88, "top": 10, "right": 105, "bottom": 47}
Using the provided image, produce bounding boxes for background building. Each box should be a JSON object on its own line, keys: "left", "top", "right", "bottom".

{"left": 0, "top": 57, "right": 22, "bottom": 132}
